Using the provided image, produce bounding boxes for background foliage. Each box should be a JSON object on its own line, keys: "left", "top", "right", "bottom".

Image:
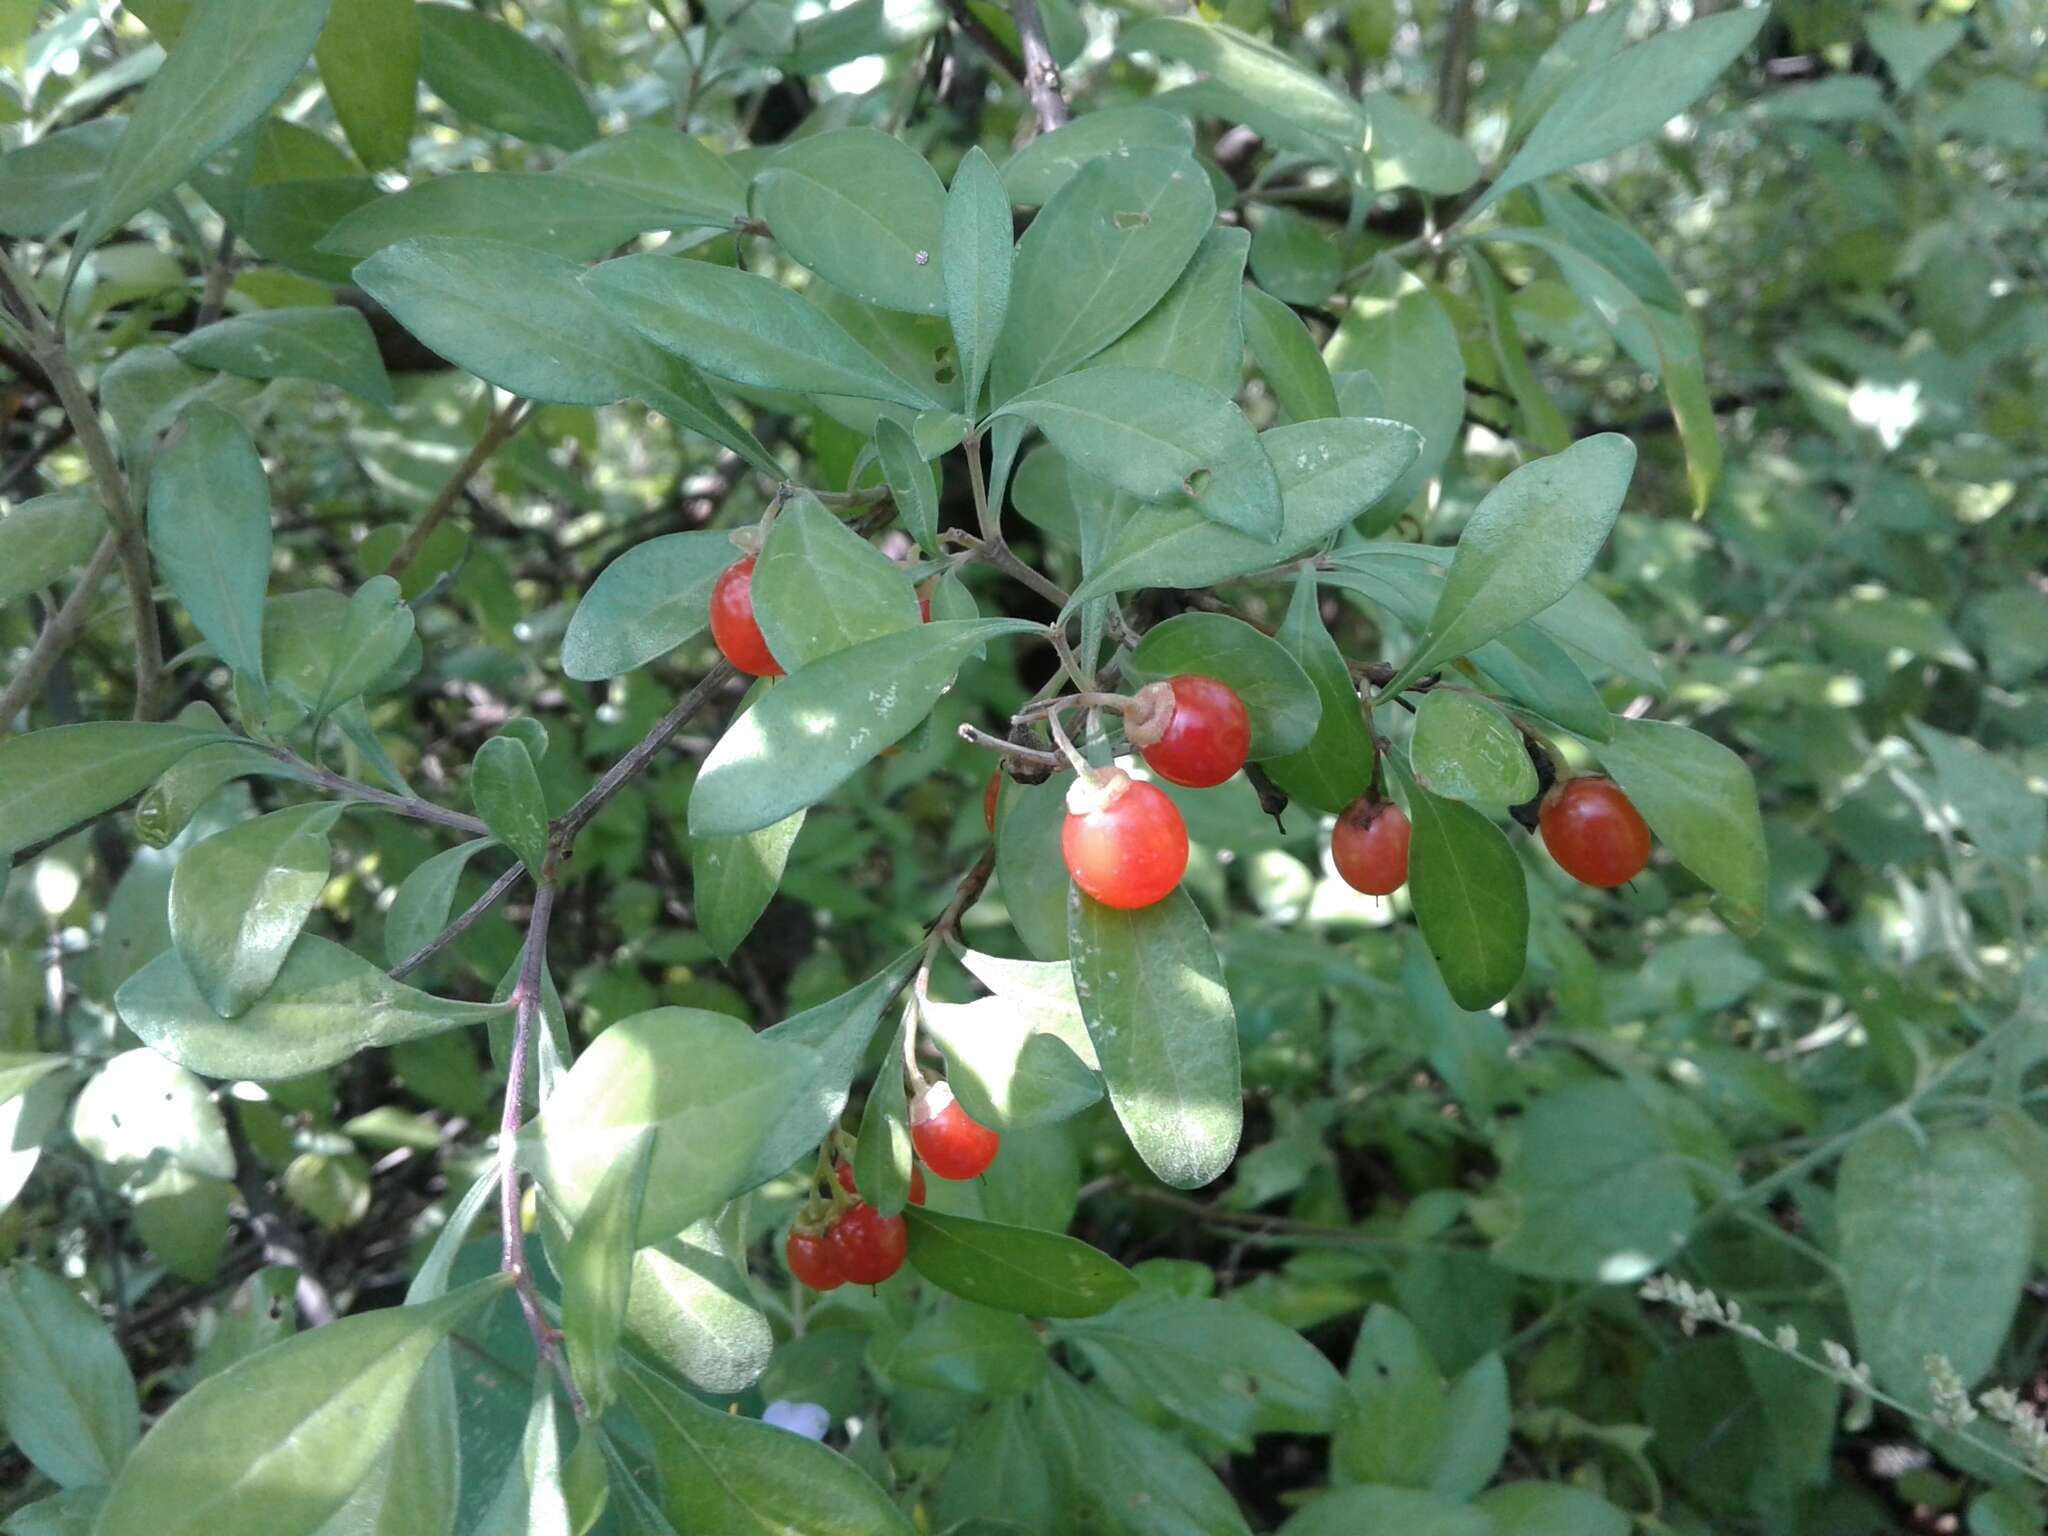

{"left": 0, "top": 0, "right": 2044, "bottom": 1531}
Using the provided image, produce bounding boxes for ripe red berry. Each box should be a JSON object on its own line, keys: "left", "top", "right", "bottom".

{"left": 983, "top": 771, "right": 1002, "bottom": 834}
{"left": 709, "top": 556, "right": 782, "bottom": 678}
{"left": 1332, "top": 798, "right": 1411, "bottom": 896}
{"left": 836, "top": 1158, "right": 927, "bottom": 1207}
{"left": 1061, "top": 771, "right": 1188, "bottom": 910}
{"left": 1539, "top": 775, "right": 1651, "bottom": 888}
{"left": 828, "top": 1203, "right": 908, "bottom": 1286}
{"left": 785, "top": 1227, "right": 844, "bottom": 1291}
{"left": 910, "top": 1082, "right": 1000, "bottom": 1181}
{"left": 1132, "top": 676, "right": 1251, "bottom": 788}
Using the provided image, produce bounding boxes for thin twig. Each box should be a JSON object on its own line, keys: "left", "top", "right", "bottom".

{"left": 941, "top": 0, "right": 1025, "bottom": 81}
{"left": 498, "top": 881, "right": 584, "bottom": 1415}
{"left": 1434, "top": 0, "right": 1477, "bottom": 134}
{"left": 956, "top": 721, "right": 1062, "bottom": 769}
{"left": 0, "top": 529, "right": 121, "bottom": 729}
{"left": 1008, "top": 0, "right": 1068, "bottom": 133}
{"left": 194, "top": 227, "right": 236, "bottom": 330}
{"left": 382, "top": 398, "right": 532, "bottom": 579}
{"left": 553, "top": 661, "right": 736, "bottom": 842}
{"left": 389, "top": 863, "right": 527, "bottom": 981}
{"left": 271, "top": 750, "right": 491, "bottom": 836}
{"left": 0, "top": 250, "right": 165, "bottom": 721}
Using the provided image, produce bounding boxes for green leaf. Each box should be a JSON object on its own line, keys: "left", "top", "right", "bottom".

{"left": 894, "top": 1304, "right": 1047, "bottom": 1397}
{"left": 0, "top": 722, "right": 226, "bottom": 859}
{"left": 0, "top": 120, "right": 122, "bottom": 238}
{"left": 1467, "top": 248, "right": 1569, "bottom": 455}
{"left": 1403, "top": 779, "right": 1529, "bottom": 1012}
{"left": 173, "top": 306, "right": 392, "bottom": 406}
{"left": 1408, "top": 690, "right": 1538, "bottom": 807}
{"left": 942, "top": 145, "right": 1012, "bottom": 412}
{"left": 1388, "top": 434, "right": 1636, "bottom": 692}
{"left": 993, "top": 367, "right": 1280, "bottom": 540}
{"left": 0, "top": 1266, "right": 139, "bottom": 1488}
{"left": 619, "top": 1361, "right": 915, "bottom": 1535}
{"left": 1250, "top": 208, "right": 1340, "bottom": 306}
{"left": 688, "top": 619, "right": 1039, "bottom": 837}
{"left": 415, "top": 2, "right": 596, "bottom": 149}
{"left": 1364, "top": 94, "right": 1481, "bottom": 196}
{"left": 0, "top": 1485, "right": 108, "bottom": 1536}
{"left": 473, "top": 1371, "right": 572, "bottom": 1536}
{"left": 1324, "top": 263, "right": 1464, "bottom": 519}
{"left": 994, "top": 776, "right": 1073, "bottom": 962}
{"left": 1912, "top": 724, "right": 2046, "bottom": 870}
{"left": 1068, "top": 415, "right": 1417, "bottom": 603}
{"left": 1474, "top": 7, "right": 1770, "bottom": 217}
{"left": 90, "top": 1277, "right": 505, "bottom": 1536}
{"left": 264, "top": 577, "right": 414, "bottom": 722}
{"left": 322, "top": 173, "right": 672, "bottom": 262}
{"left": 1333, "top": 1304, "right": 1447, "bottom": 1486}
{"left": 752, "top": 492, "right": 922, "bottom": 669}
{"left": 147, "top": 403, "right": 272, "bottom": 686}
{"left": 1061, "top": 1294, "right": 1347, "bottom": 1448}
{"left": 1488, "top": 1079, "right": 1695, "bottom": 1282}
{"left": 1068, "top": 885, "right": 1241, "bottom": 1189}
{"left": 1001, "top": 106, "right": 1194, "bottom": 206}
{"left": 1508, "top": 5, "right": 1630, "bottom": 146}
{"left": 117, "top": 935, "right": 509, "bottom": 1079}
{"left": 628, "top": 1218, "right": 775, "bottom": 1394}
{"left": 384, "top": 838, "right": 493, "bottom": 967}
{"left": 1428, "top": 1353, "right": 1511, "bottom": 1498}
{"left": 584, "top": 252, "right": 942, "bottom": 411}
{"left": 1095, "top": 226, "right": 1250, "bottom": 399}
{"left": 874, "top": 416, "right": 940, "bottom": 555}
{"left": 0, "top": 1054, "right": 68, "bottom": 1109}
{"left": 1120, "top": 16, "right": 1366, "bottom": 148}
{"left": 561, "top": 531, "right": 736, "bottom": 681}
{"left": 353, "top": 239, "right": 775, "bottom": 472}
{"left": 742, "top": 951, "right": 919, "bottom": 1188}
{"left": 1477, "top": 1483, "right": 1630, "bottom": 1536}
{"left": 72, "top": 0, "right": 332, "bottom": 266}
{"left": 1259, "top": 571, "right": 1375, "bottom": 815}
{"left": 1032, "top": 1370, "right": 1251, "bottom": 1536}
{"left": 471, "top": 736, "right": 549, "bottom": 879}
{"left": 854, "top": 1012, "right": 915, "bottom": 1218}
{"left": 1242, "top": 285, "right": 1339, "bottom": 424}
{"left": 561, "top": 1126, "right": 652, "bottom": 1416}
{"left": 990, "top": 148, "right": 1216, "bottom": 402}
{"left": 520, "top": 1007, "right": 818, "bottom": 1244}
{"left": 170, "top": 803, "right": 342, "bottom": 1019}
{"left": 693, "top": 813, "right": 804, "bottom": 964}
{"left": 1839, "top": 1124, "right": 2032, "bottom": 1402}
{"left": 1866, "top": 12, "right": 1966, "bottom": 94}
{"left": 921, "top": 994, "right": 1101, "bottom": 1132}
{"left": 1591, "top": 717, "right": 1768, "bottom": 933}
{"left": 754, "top": 128, "right": 947, "bottom": 314}
{"left": 314, "top": 0, "right": 418, "bottom": 169}
{"left": 905, "top": 1207, "right": 1138, "bottom": 1317}
{"left": 0, "top": 491, "right": 105, "bottom": 611}
{"left": 1128, "top": 611, "right": 1321, "bottom": 760}
{"left": 556, "top": 124, "right": 748, "bottom": 225}
{"left": 1279, "top": 1488, "right": 1489, "bottom": 1536}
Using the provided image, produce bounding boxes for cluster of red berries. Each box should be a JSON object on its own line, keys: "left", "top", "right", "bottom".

{"left": 715, "top": 550, "right": 1652, "bottom": 898}
{"left": 1328, "top": 772, "right": 1651, "bottom": 897}
{"left": 783, "top": 1083, "right": 1001, "bottom": 1292}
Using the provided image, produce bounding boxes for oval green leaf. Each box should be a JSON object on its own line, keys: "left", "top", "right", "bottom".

{"left": 1409, "top": 690, "right": 1539, "bottom": 806}
{"left": 1403, "top": 779, "right": 1529, "bottom": 1011}
{"left": 754, "top": 128, "right": 947, "bottom": 313}
{"left": 904, "top": 1206, "right": 1139, "bottom": 1318}
{"left": 170, "top": 803, "right": 342, "bottom": 1019}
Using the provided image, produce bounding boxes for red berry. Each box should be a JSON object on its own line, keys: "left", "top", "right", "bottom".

{"left": 1061, "top": 771, "right": 1188, "bottom": 910}
{"left": 836, "top": 1159, "right": 927, "bottom": 1206}
{"left": 910, "top": 1082, "right": 1000, "bottom": 1181}
{"left": 828, "top": 1203, "right": 908, "bottom": 1286}
{"left": 1135, "top": 676, "right": 1251, "bottom": 789}
{"left": 1331, "top": 799, "right": 1411, "bottom": 896}
{"left": 709, "top": 556, "right": 782, "bottom": 677}
{"left": 786, "top": 1227, "right": 844, "bottom": 1291}
{"left": 1539, "top": 775, "right": 1651, "bottom": 888}
{"left": 983, "top": 771, "right": 1002, "bottom": 834}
